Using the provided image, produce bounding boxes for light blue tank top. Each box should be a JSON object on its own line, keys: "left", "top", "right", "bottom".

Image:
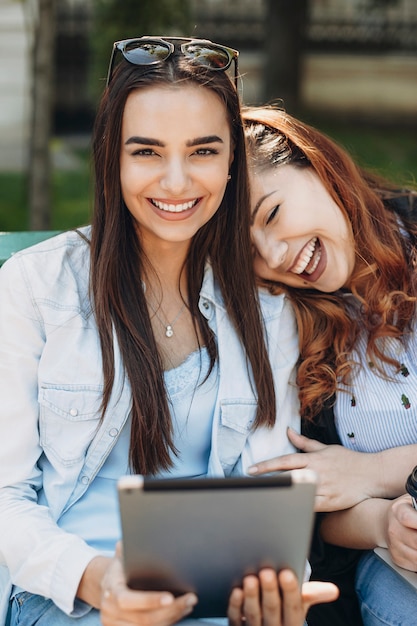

{"left": 57, "top": 348, "right": 218, "bottom": 554}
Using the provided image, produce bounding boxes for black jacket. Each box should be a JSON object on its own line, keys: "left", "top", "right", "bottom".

{"left": 303, "top": 404, "right": 364, "bottom": 626}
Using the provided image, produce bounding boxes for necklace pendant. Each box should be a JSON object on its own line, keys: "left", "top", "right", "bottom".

{"left": 165, "top": 325, "right": 174, "bottom": 338}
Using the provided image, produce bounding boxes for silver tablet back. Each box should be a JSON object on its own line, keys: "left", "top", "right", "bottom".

{"left": 118, "top": 471, "right": 316, "bottom": 618}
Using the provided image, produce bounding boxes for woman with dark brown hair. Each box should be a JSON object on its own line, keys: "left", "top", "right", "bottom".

{"left": 243, "top": 105, "right": 417, "bottom": 626}
{"left": 0, "top": 40, "right": 338, "bottom": 626}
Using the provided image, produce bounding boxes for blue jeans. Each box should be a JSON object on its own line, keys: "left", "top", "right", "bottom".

{"left": 355, "top": 551, "right": 417, "bottom": 625}
{"left": 9, "top": 592, "right": 101, "bottom": 624}
{"left": 9, "top": 592, "right": 230, "bottom": 626}
{"left": 8, "top": 593, "right": 304, "bottom": 626}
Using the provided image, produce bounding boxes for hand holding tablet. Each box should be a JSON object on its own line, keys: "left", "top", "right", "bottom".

{"left": 117, "top": 470, "right": 317, "bottom": 618}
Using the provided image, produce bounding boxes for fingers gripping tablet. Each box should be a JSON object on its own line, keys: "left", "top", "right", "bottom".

{"left": 117, "top": 471, "right": 317, "bottom": 618}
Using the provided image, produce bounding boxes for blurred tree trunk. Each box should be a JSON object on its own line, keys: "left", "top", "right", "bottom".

{"left": 91, "top": 0, "right": 191, "bottom": 102}
{"left": 28, "top": 0, "right": 55, "bottom": 230}
{"left": 263, "top": 0, "right": 308, "bottom": 114}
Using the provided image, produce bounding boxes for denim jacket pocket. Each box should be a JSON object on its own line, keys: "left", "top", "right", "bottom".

{"left": 39, "top": 385, "right": 103, "bottom": 466}
{"left": 217, "top": 401, "right": 257, "bottom": 475}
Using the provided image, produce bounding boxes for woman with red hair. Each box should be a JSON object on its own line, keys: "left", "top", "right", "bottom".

{"left": 243, "top": 106, "right": 417, "bottom": 626}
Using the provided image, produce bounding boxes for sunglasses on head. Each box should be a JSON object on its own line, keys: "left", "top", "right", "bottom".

{"left": 106, "top": 36, "right": 239, "bottom": 88}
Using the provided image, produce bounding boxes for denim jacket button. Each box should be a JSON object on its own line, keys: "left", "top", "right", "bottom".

{"left": 109, "top": 428, "right": 119, "bottom": 437}
{"left": 80, "top": 475, "right": 89, "bottom": 484}
{"left": 69, "top": 408, "right": 78, "bottom": 417}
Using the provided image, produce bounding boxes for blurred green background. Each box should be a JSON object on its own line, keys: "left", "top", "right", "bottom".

{"left": 0, "top": 0, "right": 416, "bottom": 231}
{"left": 1, "top": 122, "right": 415, "bottom": 232}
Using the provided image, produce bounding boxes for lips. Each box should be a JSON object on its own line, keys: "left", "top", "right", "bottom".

{"left": 291, "top": 237, "right": 322, "bottom": 276}
{"left": 151, "top": 199, "right": 199, "bottom": 213}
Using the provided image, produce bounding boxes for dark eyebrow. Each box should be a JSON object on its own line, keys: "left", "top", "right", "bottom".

{"left": 250, "top": 191, "right": 276, "bottom": 225}
{"left": 124, "top": 135, "right": 223, "bottom": 148}
{"left": 186, "top": 135, "right": 223, "bottom": 147}
{"left": 125, "top": 137, "right": 164, "bottom": 146}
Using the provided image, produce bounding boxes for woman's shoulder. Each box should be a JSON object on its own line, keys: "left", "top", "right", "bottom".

{"left": 2, "top": 226, "right": 91, "bottom": 272}
{"left": 258, "top": 286, "right": 288, "bottom": 321}
{"left": 0, "top": 226, "right": 92, "bottom": 311}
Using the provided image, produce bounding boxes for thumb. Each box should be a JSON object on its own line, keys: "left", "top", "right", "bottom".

{"left": 287, "top": 428, "right": 326, "bottom": 452}
{"left": 302, "top": 581, "right": 339, "bottom": 608}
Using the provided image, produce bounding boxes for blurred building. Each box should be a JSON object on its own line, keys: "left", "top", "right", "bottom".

{"left": 0, "top": 0, "right": 416, "bottom": 171}
{"left": 0, "top": 1, "right": 32, "bottom": 171}
{"left": 191, "top": 0, "right": 417, "bottom": 51}
{"left": 191, "top": 0, "right": 417, "bottom": 111}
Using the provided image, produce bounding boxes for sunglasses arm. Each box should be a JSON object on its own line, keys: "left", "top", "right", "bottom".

{"left": 105, "top": 46, "right": 118, "bottom": 88}
{"left": 233, "top": 59, "right": 239, "bottom": 89}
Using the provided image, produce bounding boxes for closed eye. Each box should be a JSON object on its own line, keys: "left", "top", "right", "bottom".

{"left": 266, "top": 205, "right": 280, "bottom": 225}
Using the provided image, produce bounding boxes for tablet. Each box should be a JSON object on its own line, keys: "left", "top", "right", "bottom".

{"left": 374, "top": 547, "right": 417, "bottom": 590}
{"left": 117, "top": 470, "right": 317, "bottom": 618}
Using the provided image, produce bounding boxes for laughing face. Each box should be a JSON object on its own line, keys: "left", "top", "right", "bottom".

{"left": 120, "top": 84, "right": 233, "bottom": 255}
{"left": 250, "top": 164, "right": 356, "bottom": 293}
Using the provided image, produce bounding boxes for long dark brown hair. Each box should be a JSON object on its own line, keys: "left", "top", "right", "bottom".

{"left": 243, "top": 105, "right": 417, "bottom": 421}
{"left": 90, "top": 52, "right": 276, "bottom": 475}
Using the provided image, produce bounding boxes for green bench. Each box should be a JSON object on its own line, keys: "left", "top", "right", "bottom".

{"left": 0, "top": 231, "right": 62, "bottom": 267}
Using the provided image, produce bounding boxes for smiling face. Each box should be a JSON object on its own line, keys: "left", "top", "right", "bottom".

{"left": 250, "top": 164, "right": 356, "bottom": 292}
{"left": 120, "top": 83, "right": 233, "bottom": 255}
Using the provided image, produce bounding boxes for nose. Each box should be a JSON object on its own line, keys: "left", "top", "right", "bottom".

{"left": 159, "top": 157, "right": 191, "bottom": 195}
{"left": 251, "top": 229, "right": 288, "bottom": 270}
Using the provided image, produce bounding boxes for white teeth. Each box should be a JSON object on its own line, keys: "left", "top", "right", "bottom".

{"left": 305, "top": 248, "right": 321, "bottom": 275}
{"left": 292, "top": 237, "right": 319, "bottom": 275}
{"left": 152, "top": 199, "right": 197, "bottom": 213}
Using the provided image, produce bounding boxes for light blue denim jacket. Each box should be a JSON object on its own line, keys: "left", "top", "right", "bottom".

{"left": 0, "top": 228, "right": 300, "bottom": 620}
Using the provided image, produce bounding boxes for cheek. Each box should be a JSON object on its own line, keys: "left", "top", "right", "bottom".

{"left": 251, "top": 227, "right": 269, "bottom": 260}
{"left": 209, "top": 163, "right": 229, "bottom": 192}
{"left": 252, "top": 251, "right": 272, "bottom": 280}
{"left": 346, "top": 242, "right": 356, "bottom": 276}
{"left": 119, "top": 163, "right": 134, "bottom": 196}
{"left": 338, "top": 223, "right": 356, "bottom": 265}
{"left": 119, "top": 174, "right": 145, "bottom": 216}
{"left": 203, "top": 173, "right": 228, "bottom": 207}
{"left": 120, "top": 164, "right": 149, "bottom": 202}
{"left": 203, "top": 151, "right": 231, "bottom": 187}
{"left": 253, "top": 254, "right": 264, "bottom": 273}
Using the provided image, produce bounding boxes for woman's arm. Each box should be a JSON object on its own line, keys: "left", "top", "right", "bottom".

{"left": 76, "top": 556, "right": 112, "bottom": 609}
{"left": 0, "top": 256, "right": 99, "bottom": 615}
{"left": 249, "top": 429, "right": 417, "bottom": 511}
{"left": 320, "top": 498, "right": 392, "bottom": 549}
{"left": 320, "top": 493, "right": 417, "bottom": 573}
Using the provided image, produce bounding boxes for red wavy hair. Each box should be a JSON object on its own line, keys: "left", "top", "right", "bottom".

{"left": 243, "top": 105, "right": 417, "bottom": 420}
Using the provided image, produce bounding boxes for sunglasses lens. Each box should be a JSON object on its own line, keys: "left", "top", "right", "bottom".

{"left": 183, "top": 44, "right": 231, "bottom": 70}
{"left": 122, "top": 41, "right": 171, "bottom": 65}
{"left": 108, "top": 38, "right": 238, "bottom": 88}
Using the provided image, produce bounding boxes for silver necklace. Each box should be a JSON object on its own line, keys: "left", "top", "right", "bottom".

{"left": 150, "top": 301, "right": 187, "bottom": 338}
